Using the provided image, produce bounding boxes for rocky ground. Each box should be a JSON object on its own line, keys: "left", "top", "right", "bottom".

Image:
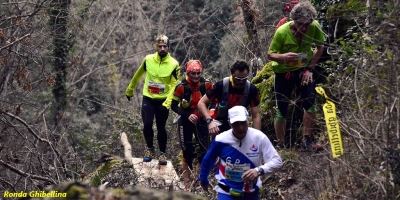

{"left": 266, "top": 149, "right": 333, "bottom": 200}
{"left": 22, "top": 150, "right": 332, "bottom": 200}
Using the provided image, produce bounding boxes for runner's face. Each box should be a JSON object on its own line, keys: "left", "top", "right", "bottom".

{"left": 232, "top": 70, "right": 249, "bottom": 89}
{"left": 187, "top": 71, "right": 201, "bottom": 83}
{"left": 230, "top": 121, "right": 248, "bottom": 140}
{"left": 294, "top": 20, "right": 312, "bottom": 34}
{"left": 157, "top": 42, "right": 168, "bottom": 57}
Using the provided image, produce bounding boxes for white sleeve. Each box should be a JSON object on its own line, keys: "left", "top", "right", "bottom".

{"left": 258, "top": 136, "right": 283, "bottom": 175}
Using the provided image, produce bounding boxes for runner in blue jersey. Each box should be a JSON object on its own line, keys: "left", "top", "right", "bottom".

{"left": 198, "top": 106, "right": 282, "bottom": 200}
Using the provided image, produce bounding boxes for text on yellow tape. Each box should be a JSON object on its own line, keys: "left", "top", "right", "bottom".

{"left": 315, "top": 87, "right": 344, "bottom": 158}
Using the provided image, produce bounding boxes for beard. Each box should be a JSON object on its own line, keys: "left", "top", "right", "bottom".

{"left": 158, "top": 51, "right": 167, "bottom": 58}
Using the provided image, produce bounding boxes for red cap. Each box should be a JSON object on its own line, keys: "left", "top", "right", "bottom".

{"left": 283, "top": 0, "right": 299, "bottom": 12}
{"left": 185, "top": 60, "right": 202, "bottom": 73}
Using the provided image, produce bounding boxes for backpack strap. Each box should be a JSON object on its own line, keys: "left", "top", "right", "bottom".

{"left": 240, "top": 80, "right": 250, "bottom": 106}
{"left": 180, "top": 79, "right": 192, "bottom": 103}
{"left": 222, "top": 77, "right": 230, "bottom": 102}
{"left": 199, "top": 77, "right": 209, "bottom": 96}
{"left": 222, "top": 77, "right": 250, "bottom": 106}
{"left": 181, "top": 78, "right": 209, "bottom": 98}
{"left": 180, "top": 78, "right": 209, "bottom": 111}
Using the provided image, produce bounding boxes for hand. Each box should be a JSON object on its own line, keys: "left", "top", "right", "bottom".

{"left": 188, "top": 114, "right": 198, "bottom": 124}
{"left": 200, "top": 182, "right": 209, "bottom": 192}
{"left": 300, "top": 70, "right": 313, "bottom": 85}
{"left": 207, "top": 121, "right": 220, "bottom": 136}
{"left": 241, "top": 168, "right": 259, "bottom": 183}
{"left": 126, "top": 95, "right": 132, "bottom": 101}
{"left": 159, "top": 105, "right": 169, "bottom": 113}
{"left": 283, "top": 52, "right": 299, "bottom": 62}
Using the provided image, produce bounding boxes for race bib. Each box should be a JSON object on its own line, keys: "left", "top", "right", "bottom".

{"left": 148, "top": 81, "right": 165, "bottom": 94}
{"left": 285, "top": 53, "right": 307, "bottom": 67}
{"left": 225, "top": 162, "right": 250, "bottom": 182}
{"left": 285, "top": 59, "right": 302, "bottom": 67}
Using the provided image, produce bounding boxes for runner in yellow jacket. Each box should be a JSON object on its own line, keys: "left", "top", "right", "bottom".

{"left": 126, "top": 35, "right": 180, "bottom": 165}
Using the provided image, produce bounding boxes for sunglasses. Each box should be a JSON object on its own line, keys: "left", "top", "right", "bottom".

{"left": 189, "top": 72, "right": 201, "bottom": 76}
{"left": 233, "top": 76, "right": 248, "bottom": 81}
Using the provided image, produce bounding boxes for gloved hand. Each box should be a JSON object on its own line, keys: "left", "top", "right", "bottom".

{"left": 159, "top": 105, "right": 169, "bottom": 113}
{"left": 126, "top": 95, "right": 132, "bottom": 101}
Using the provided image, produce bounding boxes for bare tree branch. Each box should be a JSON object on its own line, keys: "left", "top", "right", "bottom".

{"left": 0, "top": 110, "right": 66, "bottom": 170}
{"left": 0, "top": 34, "right": 31, "bottom": 51}
{"left": 0, "top": 160, "right": 56, "bottom": 184}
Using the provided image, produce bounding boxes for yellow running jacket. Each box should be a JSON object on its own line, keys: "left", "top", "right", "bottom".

{"left": 125, "top": 52, "right": 180, "bottom": 109}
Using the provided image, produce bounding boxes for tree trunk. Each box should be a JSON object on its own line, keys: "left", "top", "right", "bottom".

{"left": 49, "top": 0, "right": 71, "bottom": 126}
{"left": 240, "top": 0, "right": 263, "bottom": 77}
{"left": 240, "top": 0, "right": 261, "bottom": 58}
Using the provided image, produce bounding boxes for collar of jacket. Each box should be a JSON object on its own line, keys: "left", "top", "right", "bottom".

{"left": 155, "top": 52, "right": 171, "bottom": 62}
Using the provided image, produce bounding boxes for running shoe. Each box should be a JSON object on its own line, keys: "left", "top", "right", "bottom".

{"left": 301, "top": 136, "right": 323, "bottom": 151}
{"left": 159, "top": 152, "right": 167, "bottom": 165}
{"left": 143, "top": 147, "right": 155, "bottom": 162}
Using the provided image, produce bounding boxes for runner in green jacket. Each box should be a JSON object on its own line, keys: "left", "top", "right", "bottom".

{"left": 267, "top": 1, "right": 324, "bottom": 150}
{"left": 126, "top": 35, "right": 180, "bottom": 165}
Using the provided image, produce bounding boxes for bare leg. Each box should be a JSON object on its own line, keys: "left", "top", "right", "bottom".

{"left": 196, "top": 163, "right": 201, "bottom": 177}
{"left": 182, "top": 161, "right": 191, "bottom": 180}
{"left": 302, "top": 111, "right": 322, "bottom": 150}
{"left": 302, "top": 111, "right": 315, "bottom": 136}
{"left": 274, "top": 119, "right": 286, "bottom": 144}
{"left": 182, "top": 161, "right": 191, "bottom": 189}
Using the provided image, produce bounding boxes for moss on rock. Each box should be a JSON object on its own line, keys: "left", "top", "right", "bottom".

{"left": 20, "top": 181, "right": 206, "bottom": 200}
{"left": 81, "top": 153, "right": 138, "bottom": 188}
{"left": 252, "top": 62, "right": 275, "bottom": 129}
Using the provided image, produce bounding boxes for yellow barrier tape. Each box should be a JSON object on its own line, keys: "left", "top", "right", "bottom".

{"left": 315, "top": 87, "right": 344, "bottom": 158}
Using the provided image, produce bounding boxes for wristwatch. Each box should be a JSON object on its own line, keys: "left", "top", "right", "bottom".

{"left": 206, "top": 118, "right": 213, "bottom": 124}
{"left": 257, "top": 167, "right": 264, "bottom": 176}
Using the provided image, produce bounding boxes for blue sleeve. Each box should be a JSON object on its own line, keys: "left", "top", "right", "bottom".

{"left": 198, "top": 141, "right": 223, "bottom": 185}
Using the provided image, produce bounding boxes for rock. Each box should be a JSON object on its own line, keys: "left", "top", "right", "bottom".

{"left": 81, "top": 133, "right": 185, "bottom": 190}
{"left": 19, "top": 132, "right": 205, "bottom": 200}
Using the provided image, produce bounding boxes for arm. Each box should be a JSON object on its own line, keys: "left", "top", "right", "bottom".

{"left": 267, "top": 52, "right": 301, "bottom": 64}
{"left": 125, "top": 60, "right": 146, "bottom": 97}
{"left": 249, "top": 85, "right": 261, "bottom": 130}
{"left": 308, "top": 43, "right": 324, "bottom": 70}
{"left": 162, "top": 65, "right": 181, "bottom": 109}
{"left": 198, "top": 141, "right": 221, "bottom": 188}
{"left": 267, "top": 52, "right": 285, "bottom": 63}
{"left": 198, "top": 95, "right": 211, "bottom": 119}
{"left": 307, "top": 21, "right": 326, "bottom": 71}
{"left": 171, "top": 99, "right": 190, "bottom": 119}
{"left": 198, "top": 94, "right": 220, "bottom": 135}
{"left": 302, "top": 44, "right": 324, "bottom": 83}
{"left": 242, "top": 136, "right": 282, "bottom": 183}
{"left": 267, "top": 29, "right": 300, "bottom": 65}
{"left": 250, "top": 106, "right": 261, "bottom": 130}
{"left": 258, "top": 137, "right": 283, "bottom": 175}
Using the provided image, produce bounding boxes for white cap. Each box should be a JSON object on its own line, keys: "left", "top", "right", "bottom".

{"left": 228, "top": 106, "right": 249, "bottom": 124}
